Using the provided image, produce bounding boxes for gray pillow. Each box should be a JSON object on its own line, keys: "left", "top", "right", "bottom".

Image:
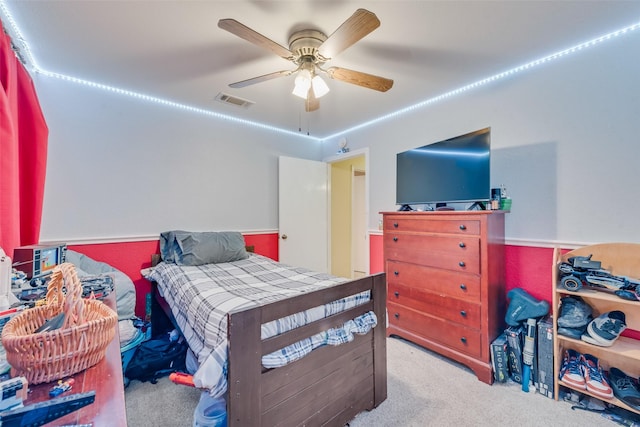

{"left": 160, "top": 230, "right": 249, "bottom": 266}
{"left": 65, "top": 250, "right": 136, "bottom": 321}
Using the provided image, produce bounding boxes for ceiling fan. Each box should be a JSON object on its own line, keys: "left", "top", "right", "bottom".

{"left": 218, "top": 8, "right": 394, "bottom": 112}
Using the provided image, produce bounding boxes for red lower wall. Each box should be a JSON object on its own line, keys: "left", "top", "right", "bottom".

{"left": 68, "top": 232, "right": 637, "bottom": 340}
{"left": 69, "top": 233, "right": 279, "bottom": 318}
{"left": 71, "top": 233, "right": 554, "bottom": 318}
{"left": 68, "top": 240, "right": 160, "bottom": 319}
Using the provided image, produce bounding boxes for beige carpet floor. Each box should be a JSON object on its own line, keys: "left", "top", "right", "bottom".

{"left": 125, "top": 336, "right": 624, "bottom": 426}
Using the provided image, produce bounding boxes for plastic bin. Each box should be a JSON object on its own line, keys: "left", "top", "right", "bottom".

{"left": 193, "top": 391, "right": 227, "bottom": 427}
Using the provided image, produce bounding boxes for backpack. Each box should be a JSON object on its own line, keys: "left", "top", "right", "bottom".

{"left": 124, "top": 336, "right": 188, "bottom": 384}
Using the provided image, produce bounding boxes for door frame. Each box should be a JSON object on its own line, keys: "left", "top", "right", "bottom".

{"left": 324, "top": 148, "right": 370, "bottom": 276}
{"left": 352, "top": 167, "right": 367, "bottom": 278}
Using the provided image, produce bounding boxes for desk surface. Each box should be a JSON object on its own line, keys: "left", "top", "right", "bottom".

{"left": 22, "top": 293, "right": 127, "bottom": 426}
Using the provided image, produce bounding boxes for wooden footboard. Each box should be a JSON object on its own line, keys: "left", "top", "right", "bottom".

{"left": 227, "top": 273, "right": 387, "bottom": 427}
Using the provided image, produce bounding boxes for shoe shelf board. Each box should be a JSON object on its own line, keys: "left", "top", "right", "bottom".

{"left": 552, "top": 243, "right": 640, "bottom": 415}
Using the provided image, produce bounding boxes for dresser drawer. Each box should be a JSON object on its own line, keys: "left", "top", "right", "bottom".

{"left": 386, "top": 260, "right": 481, "bottom": 302}
{"left": 388, "top": 302, "right": 482, "bottom": 359}
{"left": 388, "top": 281, "right": 481, "bottom": 327}
{"left": 384, "top": 233, "right": 480, "bottom": 274}
{"left": 384, "top": 216, "right": 481, "bottom": 235}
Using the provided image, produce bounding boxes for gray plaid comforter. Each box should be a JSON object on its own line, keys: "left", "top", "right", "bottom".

{"left": 146, "top": 253, "right": 376, "bottom": 397}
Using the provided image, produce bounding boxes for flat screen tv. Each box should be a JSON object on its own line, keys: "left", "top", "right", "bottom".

{"left": 396, "top": 127, "right": 491, "bottom": 209}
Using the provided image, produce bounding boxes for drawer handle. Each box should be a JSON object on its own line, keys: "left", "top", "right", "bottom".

{"left": 459, "top": 242, "right": 466, "bottom": 248}
{"left": 459, "top": 224, "right": 466, "bottom": 230}
{"left": 460, "top": 310, "right": 467, "bottom": 317}
{"left": 460, "top": 337, "right": 467, "bottom": 344}
{"left": 459, "top": 261, "right": 466, "bottom": 267}
{"left": 394, "top": 313, "right": 400, "bottom": 319}
{"left": 393, "top": 222, "right": 399, "bottom": 228}
{"left": 394, "top": 271, "right": 399, "bottom": 276}
{"left": 393, "top": 237, "right": 398, "bottom": 242}
{"left": 460, "top": 284, "right": 467, "bottom": 291}
{"left": 394, "top": 291, "right": 399, "bottom": 298}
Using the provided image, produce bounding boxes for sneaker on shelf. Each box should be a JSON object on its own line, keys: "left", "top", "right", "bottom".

{"left": 559, "top": 349, "right": 586, "bottom": 389}
{"left": 582, "top": 353, "right": 613, "bottom": 399}
{"left": 608, "top": 367, "right": 640, "bottom": 411}
{"left": 581, "top": 310, "right": 627, "bottom": 347}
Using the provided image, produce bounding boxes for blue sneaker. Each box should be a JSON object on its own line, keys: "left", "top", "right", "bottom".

{"left": 559, "top": 349, "right": 585, "bottom": 389}
{"left": 582, "top": 353, "right": 613, "bottom": 399}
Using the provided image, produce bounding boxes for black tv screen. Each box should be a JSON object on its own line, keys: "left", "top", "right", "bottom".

{"left": 396, "top": 127, "right": 491, "bottom": 207}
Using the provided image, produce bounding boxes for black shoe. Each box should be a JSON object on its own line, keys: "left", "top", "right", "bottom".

{"left": 557, "top": 296, "right": 593, "bottom": 329}
{"left": 609, "top": 367, "right": 640, "bottom": 411}
{"left": 558, "top": 325, "right": 587, "bottom": 339}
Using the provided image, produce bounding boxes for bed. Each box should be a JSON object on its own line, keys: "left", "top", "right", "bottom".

{"left": 145, "top": 231, "right": 387, "bottom": 427}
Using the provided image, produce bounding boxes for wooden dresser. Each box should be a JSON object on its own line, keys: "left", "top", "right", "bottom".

{"left": 382, "top": 210, "right": 506, "bottom": 384}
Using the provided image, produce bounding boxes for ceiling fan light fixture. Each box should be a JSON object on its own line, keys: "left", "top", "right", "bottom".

{"left": 292, "top": 69, "right": 312, "bottom": 98}
{"left": 311, "top": 75, "right": 330, "bottom": 98}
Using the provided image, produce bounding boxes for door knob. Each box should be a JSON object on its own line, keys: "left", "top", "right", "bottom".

{"left": 281, "top": 234, "right": 288, "bottom": 240}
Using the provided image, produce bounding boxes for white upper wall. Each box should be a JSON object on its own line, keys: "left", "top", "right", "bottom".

{"left": 35, "top": 29, "right": 640, "bottom": 246}
{"left": 35, "top": 77, "right": 321, "bottom": 241}
{"left": 323, "top": 32, "right": 640, "bottom": 246}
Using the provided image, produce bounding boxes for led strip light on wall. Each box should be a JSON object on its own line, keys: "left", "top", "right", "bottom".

{"left": 324, "top": 20, "right": 640, "bottom": 141}
{"left": 1, "top": 1, "right": 639, "bottom": 142}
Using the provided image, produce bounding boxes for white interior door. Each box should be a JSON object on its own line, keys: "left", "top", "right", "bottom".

{"left": 278, "top": 156, "right": 328, "bottom": 272}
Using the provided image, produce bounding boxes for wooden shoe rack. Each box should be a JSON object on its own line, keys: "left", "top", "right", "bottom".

{"left": 552, "top": 243, "right": 640, "bottom": 415}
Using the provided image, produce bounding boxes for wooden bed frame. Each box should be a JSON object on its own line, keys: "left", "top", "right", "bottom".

{"left": 150, "top": 254, "right": 387, "bottom": 426}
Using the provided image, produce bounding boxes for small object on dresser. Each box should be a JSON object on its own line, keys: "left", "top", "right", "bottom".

{"left": 500, "top": 197, "right": 512, "bottom": 211}
{"left": 49, "top": 378, "right": 75, "bottom": 397}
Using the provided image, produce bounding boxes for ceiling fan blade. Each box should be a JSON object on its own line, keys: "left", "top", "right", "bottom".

{"left": 218, "top": 18, "right": 293, "bottom": 60}
{"left": 317, "top": 9, "right": 380, "bottom": 60}
{"left": 229, "top": 70, "right": 294, "bottom": 88}
{"left": 305, "top": 88, "right": 320, "bottom": 112}
{"left": 326, "top": 66, "right": 393, "bottom": 92}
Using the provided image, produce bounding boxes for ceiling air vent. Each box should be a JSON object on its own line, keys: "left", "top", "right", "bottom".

{"left": 215, "top": 92, "right": 254, "bottom": 109}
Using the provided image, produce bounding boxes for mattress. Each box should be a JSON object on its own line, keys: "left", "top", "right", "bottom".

{"left": 146, "top": 253, "right": 376, "bottom": 397}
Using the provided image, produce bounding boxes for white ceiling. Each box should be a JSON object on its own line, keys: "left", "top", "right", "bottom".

{"left": 2, "top": 1, "right": 640, "bottom": 138}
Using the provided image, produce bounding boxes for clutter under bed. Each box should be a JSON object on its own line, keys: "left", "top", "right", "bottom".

{"left": 145, "top": 230, "right": 387, "bottom": 427}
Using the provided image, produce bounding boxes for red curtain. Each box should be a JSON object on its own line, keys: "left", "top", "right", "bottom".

{"left": 0, "top": 21, "right": 48, "bottom": 257}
